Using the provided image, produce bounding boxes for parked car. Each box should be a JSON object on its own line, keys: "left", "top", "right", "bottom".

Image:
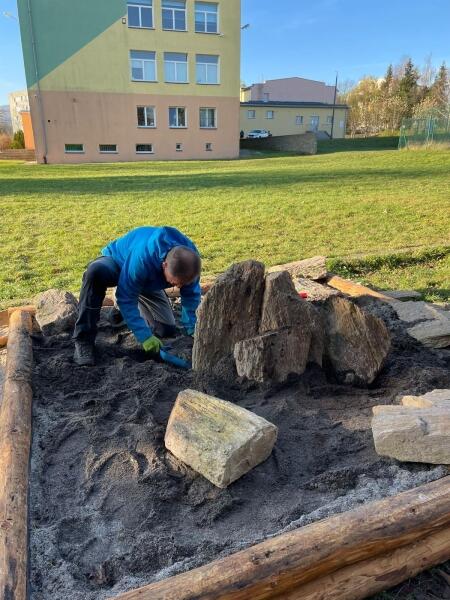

{"left": 247, "top": 129, "right": 270, "bottom": 139}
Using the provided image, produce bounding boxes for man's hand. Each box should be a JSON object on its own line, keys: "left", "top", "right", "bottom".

{"left": 143, "top": 335, "right": 163, "bottom": 355}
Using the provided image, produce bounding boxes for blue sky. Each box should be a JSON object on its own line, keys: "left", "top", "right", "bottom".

{"left": 1, "top": 0, "right": 450, "bottom": 104}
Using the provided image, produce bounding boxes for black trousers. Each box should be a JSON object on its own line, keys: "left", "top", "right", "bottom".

{"left": 73, "top": 257, "right": 176, "bottom": 343}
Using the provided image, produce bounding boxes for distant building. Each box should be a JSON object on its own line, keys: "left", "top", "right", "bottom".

{"left": 9, "top": 90, "right": 30, "bottom": 133}
{"left": 17, "top": 0, "right": 241, "bottom": 164}
{"left": 241, "top": 77, "right": 336, "bottom": 104}
{"left": 240, "top": 101, "right": 348, "bottom": 139}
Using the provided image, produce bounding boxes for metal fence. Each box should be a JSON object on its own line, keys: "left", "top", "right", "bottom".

{"left": 399, "top": 110, "right": 450, "bottom": 149}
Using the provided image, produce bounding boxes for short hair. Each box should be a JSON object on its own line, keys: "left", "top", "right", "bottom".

{"left": 165, "top": 246, "right": 201, "bottom": 283}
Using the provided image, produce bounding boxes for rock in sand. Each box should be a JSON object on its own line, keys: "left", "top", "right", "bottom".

{"left": 34, "top": 289, "right": 79, "bottom": 336}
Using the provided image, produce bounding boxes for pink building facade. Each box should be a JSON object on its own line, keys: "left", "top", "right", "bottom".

{"left": 241, "top": 77, "right": 336, "bottom": 104}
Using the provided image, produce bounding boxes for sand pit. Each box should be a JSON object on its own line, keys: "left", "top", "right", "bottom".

{"left": 29, "top": 300, "right": 450, "bottom": 599}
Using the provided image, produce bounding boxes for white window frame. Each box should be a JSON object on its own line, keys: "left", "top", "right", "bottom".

{"left": 99, "top": 144, "right": 118, "bottom": 154}
{"left": 247, "top": 110, "right": 256, "bottom": 119}
{"left": 296, "top": 115, "right": 304, "bottom": 125}
{"left": 130, "top": 51, "right": 157, "bottom": 82}
{"left": 169, "top": 107, "right": 187, "bottom": 128}
{"left": 196, "top": 54, "right": 219, "bottom": 84}
{"left": 164, "top": 53, "right": 188, "bottom": 83}
{"left": 326, "top": 115, "right": 333, "bottom": 124}
{"left": 127, "top": 1, "right": 153, "bottom": 29}
{"left": 136, "top": 143, "right": 154, "bottom": 154}
{"left": 195, "top": 2, "right": 219, "bottom": 33}
{"left": 199, "top": 107, "right": 217, "bottom": 129}
{"left": 65, "top": 144, "right": 84, "bottom": 154}
{"left": 162, "top": 0, "right": 187, "bottom": 31}
{"left": 266, "top": 110, "right": 275, "bottom": 119}
{"left": 137, "top": 105, "right": 156, "bottom": 128}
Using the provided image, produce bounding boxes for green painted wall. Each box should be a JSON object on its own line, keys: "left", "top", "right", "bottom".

{"left": 18, "top": 0, "right": 126, "bottom": 87}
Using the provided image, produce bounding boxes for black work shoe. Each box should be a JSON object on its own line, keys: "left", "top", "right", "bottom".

{"left": 74, "top": 341, "right": 95, "bottom": 366}
{"left": 107, "top": 308, "right": 126, "bottom": 329}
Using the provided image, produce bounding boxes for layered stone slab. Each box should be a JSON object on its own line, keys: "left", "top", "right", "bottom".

{"left": 372, "top": 405, "right": 450, "bottom": 464}
{"left": 165, "top": 389, "right": 278, "bottom": 488}
{"left": 400, "top": 389, "right": 450, "bottom": 409}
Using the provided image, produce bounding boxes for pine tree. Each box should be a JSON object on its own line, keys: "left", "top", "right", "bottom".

{"left": 430, "top": 62, "right": 449, "bottom": 112}
{"left": 381, "top": 64, "right": 394, "bottom": 93}
{"left": 399, "top": 58, "right": 419, "bottom": 117}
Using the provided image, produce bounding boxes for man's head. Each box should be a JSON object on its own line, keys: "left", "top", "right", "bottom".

{"left": 162, "top": 246, "right": 201, "bottom": 288}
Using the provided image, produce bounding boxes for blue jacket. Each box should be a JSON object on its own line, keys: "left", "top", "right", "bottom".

{"left": 101, "top": 226, "right": 201, "bottom": 343}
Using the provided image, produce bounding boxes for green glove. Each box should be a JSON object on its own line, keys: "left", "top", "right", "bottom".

{"left": 143, "top": 335, "right": 163, "bottom": 355}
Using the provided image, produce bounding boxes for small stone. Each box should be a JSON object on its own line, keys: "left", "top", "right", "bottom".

{"left": 234, "top": 326, "right": 311, "bottom": 383}
{"left": 392, "top": 301, "right": 445, "bottom": 324}
{"left": 384, "top": 290, "right": 423, "bottom": 301}
{"left": 322, "top": 296, "right": 391, "bottom": 385}
{"left": 34, "top": 289, "right": 79, "bottom": 336}
{"left": 372, "top": 406, "right": 450, "bottom": 464}
{"left": 401, "top": 389, "right": 450, "bottom": 409}
{"left": 267, "top": 255, "right": 327, "bottom": 281}
{"left": 192, "top": 261, "right": 265, "bottom": 372}
{"left": 165, "top": 389, "right": 278, "bottom": 488}
{"left": 407, "top": 319, "right": 450, "bottom": 349}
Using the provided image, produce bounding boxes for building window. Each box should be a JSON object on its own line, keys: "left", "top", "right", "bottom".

{"left": 169, "top": 107, "right": 186, "bottom": 128}
{"left": 136, "top": 143, "right": 154, "bottom": 153}
{"left": 162, "top": 0, "right": 186, "bottom": 30}
{"left": 200, "top": 107, "right": 216, "bottom": 128}
{"left": 195, "top": 2, "right": 218, "bottom": 33}
{"left": 205, "top": 142, "right": 213, "bottom": 151}
{"left": 266, "top": 110, "right": 274, "bottom": 119}
{"left": 326, "top": 115, "right": 333, "bottom": 124}
{"left": 65, "top": 144, "right": 84, "bottom": 153}
{"left": 130, "top": 50, "right": 156, "bottom": 82}
{"left": 99, "top": 144, "right": 118, "bottom": 153}
{"left": 247, "top": 110, "right": 256, "bottom": 119}
{"left": 137, "top": 106, "right": 156, "bottom": 127}
{"left": 296, "top": 115, "right": 304, "bottom": 125}
{"left": 263, "top": 92, "right": 270, "bottom": 102}
{"left": 196, "top": 54, "right": 219, "bottom": 84}
{"left": 127, "top": 0, "right": 153, "bottom": 28}
{"left": 164, "top": 52, "right": 188, "bottom": 83}
{"left": 176, "top": 143, "right": 183, "bottom": 151}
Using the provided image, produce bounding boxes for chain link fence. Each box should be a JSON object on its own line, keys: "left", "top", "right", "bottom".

{"left": 399, "top": 109, "right": 450, "bottom": 148}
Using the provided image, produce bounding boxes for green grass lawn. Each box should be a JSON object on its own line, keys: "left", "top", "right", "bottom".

{"left": 0, "top": 142, "right": 449, "bottom": 308}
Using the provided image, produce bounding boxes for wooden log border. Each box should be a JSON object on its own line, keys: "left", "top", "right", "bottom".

{"left": 0, "top": 310, "right": 34, "bottom": 600}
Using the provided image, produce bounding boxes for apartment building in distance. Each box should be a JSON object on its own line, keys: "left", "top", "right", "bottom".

{"left": 9, "top": 89, "right": 30, "bottom": 133}
{"left": 18, "top": 0, "right": 241, "bottom": 163}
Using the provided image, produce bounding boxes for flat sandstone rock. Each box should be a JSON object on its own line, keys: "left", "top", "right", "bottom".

{"left": 372, "top": 406, "right": 450, "bottom": 464}
{"left": 267, "top": 255, "right": 327, "bottom": 281}
{"left": 392, "top": 301, "right": 445, "bottom": 324}
{"left": 165, "top": 389, "right": 278, "bottom": 488}
{"left": 407, "top": 319, "right": 450, "bottom": 349}
{"left": 401, "top": 389, "right": 450, "bottom": 410}
{"left": 234, "top": 327, "right": 311, "bottom": 383}
{"left": 34, "top": 289, "right": 79, "bottom": 336}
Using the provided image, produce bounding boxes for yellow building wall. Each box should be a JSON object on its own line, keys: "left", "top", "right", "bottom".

{"left": 240, "top": 106, "right": 348, "bottom": 138}
{"left": 36, "top": 0, "right": 240, "bottom": 99}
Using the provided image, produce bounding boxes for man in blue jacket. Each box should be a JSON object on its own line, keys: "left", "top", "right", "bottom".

{"left": 73, "top": 226, "right": 201, "bottom": 366}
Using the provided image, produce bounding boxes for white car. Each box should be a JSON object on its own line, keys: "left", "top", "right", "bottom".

{"left": 247, "top": 129, "right": 270, "bottom": 139}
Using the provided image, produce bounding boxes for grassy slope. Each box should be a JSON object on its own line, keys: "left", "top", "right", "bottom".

{"left": 0, "top": 142, "right": 449, "bottom": 307}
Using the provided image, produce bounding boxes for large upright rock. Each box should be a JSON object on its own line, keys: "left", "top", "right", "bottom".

{"left": 34, "top": 289, "right": 78, "bottom": 336}
{"left": 165, "top": 389, "right": 278, "bottom": 488}
{"left": 322, "top": 296, "right": 391, "bottom": 385}
{"left": 372, "top": 405, "right": 450, "bottom": 464}
{"left": 260, "top": 271, "right": 324, "bottom": 366}
{"left": 192, "top": 261, "right": 265, "bottom": 372}
{"left": 234, "top": 326, "right": 311, "bottom": 383}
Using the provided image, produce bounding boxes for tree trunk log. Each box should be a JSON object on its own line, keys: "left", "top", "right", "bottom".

{"left": 0, "top": 310, "right": 33, "bottom": 600}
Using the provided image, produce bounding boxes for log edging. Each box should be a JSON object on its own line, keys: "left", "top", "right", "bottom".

{"left": 0, "top": 310, "right": 33, "bottom": 600}
{"left": 111, "top": 476, "right": 450, "bottom": 600}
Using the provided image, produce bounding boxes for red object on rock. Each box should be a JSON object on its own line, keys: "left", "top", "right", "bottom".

{"left": 299, "top": 292, "right": 308, "bottom": 299}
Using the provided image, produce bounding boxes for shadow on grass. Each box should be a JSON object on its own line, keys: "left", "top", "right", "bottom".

{"left": 317, "top": 136, "right": 400, "bottom": 154}
{"left": 0, "top": 164, "right": 445, "bottom": 196}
